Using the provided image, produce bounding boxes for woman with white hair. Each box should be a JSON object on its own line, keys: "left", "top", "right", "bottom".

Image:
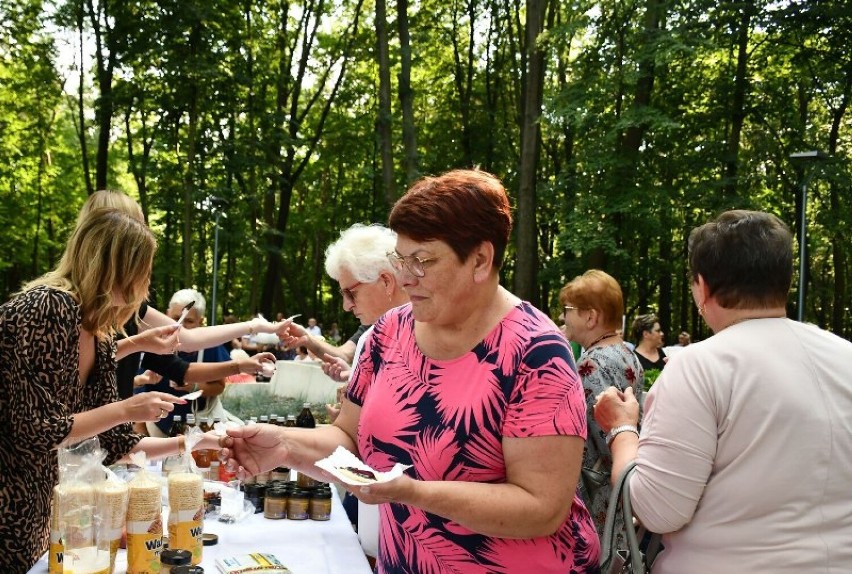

{"left": 287, "top": 224, "right": 409, "bottom": 382}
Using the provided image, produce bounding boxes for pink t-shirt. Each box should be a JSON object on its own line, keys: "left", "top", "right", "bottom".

{"left": 348, "top": 302, "right": 600, "bottom": 574}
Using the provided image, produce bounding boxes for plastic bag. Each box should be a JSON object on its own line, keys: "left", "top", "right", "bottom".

{"left": 167, "top": 427, "right": 205, "bottom": 565}
{"left": 54, "top": 438, "right": 113, "bottom": 574}
{"left": 126, "top": 450, "right": 164, "bottom": 574}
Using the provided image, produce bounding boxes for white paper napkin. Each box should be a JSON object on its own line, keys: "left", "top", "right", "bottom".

{"left": 315, "top": 446, "right": 410, "bottom": 486}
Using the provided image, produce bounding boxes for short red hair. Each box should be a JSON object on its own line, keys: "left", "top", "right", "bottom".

{"left": 389, "top": 169, "right": 513, "bottom": 268}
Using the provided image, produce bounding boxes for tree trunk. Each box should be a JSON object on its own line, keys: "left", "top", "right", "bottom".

{"left": 86, "top": 0, "right": 115, "bottom": 191}
{"left": 396, "top": 0, "right": 418, "bottom": 186}
{"left": 375, "top": 0, "right": 395, "bottom": 205}
{"left": 75, "top": 0, "right": 93, "bottom": 194}
{"left": 514, "top": 0, "right": 548, "bottom": 304}
{"left": 721, "top": 2, "right": 752, "bottom": 197}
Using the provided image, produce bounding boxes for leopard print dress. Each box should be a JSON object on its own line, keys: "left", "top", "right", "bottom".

{"left": 0, "top": 286, "right": 142, "bottom": 572}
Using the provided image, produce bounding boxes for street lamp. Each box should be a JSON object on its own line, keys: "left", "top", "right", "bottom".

{"left": 789, "top": 150, "right": 829, "bottom": 322}
{"left": 209, "top": 197, "right": 229, "bottom": 326}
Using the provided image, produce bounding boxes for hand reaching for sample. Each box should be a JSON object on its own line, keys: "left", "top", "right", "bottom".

{"left": 321, "top": 354, "right": 351, "bottom": 382}
{"left": 134, "top": 369, "right": 163, "bottom": 388}
{"left": 281, "top": 321, "right": 309, "bottom": 350}
{"left": 123, "top": 391, "right": 187, "bottom": 422}
{"left": 236, "top": 351, "right": 278, "bottom": 375}
{"left": 131, "top": 324, "right": 180, "bottom": 355}
{"left": 220, "top": 424, "right": 289, "bottom": 478}
{"left": 593, "top": 386, "right": 640, "bottom": 433}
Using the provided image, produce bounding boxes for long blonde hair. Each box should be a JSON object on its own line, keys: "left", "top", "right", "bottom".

{"left": 77, "top": 189, "right": 145, "bottom": 224}
{"left": 23, "top": 207, "right": 156, "bottom": 338}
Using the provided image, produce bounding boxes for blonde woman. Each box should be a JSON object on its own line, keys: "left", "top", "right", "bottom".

{"left": 0, "top": 208, "right": 217, "bottom": 571}
{"left": 78, "top": 190, "right": 296, "bottom": 398}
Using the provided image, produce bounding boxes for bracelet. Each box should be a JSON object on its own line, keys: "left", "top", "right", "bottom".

{"left": 248, "top": 321, "right": 257, "bottom": 336}
{"left": 606, "top": 424, "right": 639, "bottom": 446}
{"left": 176, "top": 435, "right": 185, "bottom": 454}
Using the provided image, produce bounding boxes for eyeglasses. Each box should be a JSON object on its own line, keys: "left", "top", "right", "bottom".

{"left": 387, "top": 251, "right": 436, "bottom": 278}
{"left": 339, "top": 281, "right": 364, "bottom": 303}
{"left": 563, "top": 305, "right": 581, "bottom": 315}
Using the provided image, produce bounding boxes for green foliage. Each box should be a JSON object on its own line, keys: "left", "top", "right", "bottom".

{"left": 0, "top": 0, "right": 850, "bottom": 340}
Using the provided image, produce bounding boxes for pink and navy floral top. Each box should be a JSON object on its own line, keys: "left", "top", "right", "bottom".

{"left": 348, "top": 302, "right": 601, "bottom": 574}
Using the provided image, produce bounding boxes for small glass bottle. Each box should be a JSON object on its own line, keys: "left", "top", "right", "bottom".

{"left": 185, "top": 413, "right": 196, "bottom": 429}
{"left": 269, "top": 414, "right": 279, "bottom": 426}
{"left": 285, "top": 415, "right": 296, "bottom": 427}
{"left": 309, "top": 487, "right": 332, "bottom": 521}
{"left": 259, "top": 415, "right": 269, "bottom": 425}
{"left": 287, "top": 488, "right": 310, "bottom": 520}
{"left": 170, "top": 415, "right": 185, "bottom": 437}
{"left": 264, "top": 487, "right": 287, "bottom": 519}
{"left": 296, "top": 403, "right": 315, "bottom": 428}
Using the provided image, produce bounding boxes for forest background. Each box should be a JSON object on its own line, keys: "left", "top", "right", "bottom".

{"left": 1, "top": 0, "right": 850, "bottom": 343}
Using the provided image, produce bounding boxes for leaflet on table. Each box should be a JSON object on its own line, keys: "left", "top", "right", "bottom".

{"left": 216, "top": 552, "right": 292, "bottom": 573}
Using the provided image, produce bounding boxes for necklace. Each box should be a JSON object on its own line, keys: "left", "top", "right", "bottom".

{"left": 586, "top": 331, "right": 618, "bottom": 349}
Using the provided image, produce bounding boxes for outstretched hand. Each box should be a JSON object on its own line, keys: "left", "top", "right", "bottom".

{"left": 320, "top": 354, "right": 351, "bottom": 382}
{"left": 129, "top": 324, "right": 180, "bottom": 355}
{"left": 123, "top": 391, "right": 186, "bottom": 422}
{"left": 219, "top": 424, "right": 289, "bottom": 478}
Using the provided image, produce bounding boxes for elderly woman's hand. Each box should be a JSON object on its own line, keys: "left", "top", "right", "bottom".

{"left": 593, "top": 386, "right": 640, "bottom": 434}
{"left": 321, "top": 354, "right": 351, "bottom": 382}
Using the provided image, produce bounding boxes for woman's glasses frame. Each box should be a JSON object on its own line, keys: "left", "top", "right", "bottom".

{"left": 387, "top": 251, "right": 436, "bottom": 278}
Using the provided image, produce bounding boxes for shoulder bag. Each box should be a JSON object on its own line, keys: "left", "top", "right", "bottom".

{"left": 600, "top": 460, "right": 662, "bottom": 574}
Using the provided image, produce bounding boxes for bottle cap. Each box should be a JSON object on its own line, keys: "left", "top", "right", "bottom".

{"left": 202, "top": 533, "right": 219, "bottom": 546}
{"left": 160, "top": 548, "right": 192, "bottom": 565}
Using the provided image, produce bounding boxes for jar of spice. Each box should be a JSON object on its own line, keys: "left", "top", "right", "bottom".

{"left": 264, "top": 486, "right": 287, "bottom": 519}
{"left": 287, "top": 488, "right": 310, "bottom": 520}
{"left": 160, "top": 548, "right": 192, "bottom": 573}
{"left": 309, "top": 487, "right": 332, "bottom": 521}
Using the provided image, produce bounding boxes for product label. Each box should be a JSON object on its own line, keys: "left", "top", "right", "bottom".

{"left": 48, "top": 540, "right": 63, "bottom": 574}
{"left": 168, "top": 509, "right": 203, "bottom": 564}
{"left": 126, "top": 519, "right": 163, "bottom": 574}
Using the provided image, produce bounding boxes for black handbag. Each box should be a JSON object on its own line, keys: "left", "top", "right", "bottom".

{"left": 600, "top": 460, "right": 662, "bottom": 574}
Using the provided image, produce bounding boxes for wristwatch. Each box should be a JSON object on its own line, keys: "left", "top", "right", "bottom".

{"left": 606, "top": 424, "right": 639, "bottom": 446}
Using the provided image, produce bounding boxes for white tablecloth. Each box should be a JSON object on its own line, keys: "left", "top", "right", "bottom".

{"left": 28, "top": 487, "right": 372, "bottom": 574}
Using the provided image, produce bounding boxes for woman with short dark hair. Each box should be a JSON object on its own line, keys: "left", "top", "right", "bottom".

{"left": 631, "top": 313, "right": 666, "bottom": 371}
{"left": 594, "top": 210, "right": 852, "bottom": 572}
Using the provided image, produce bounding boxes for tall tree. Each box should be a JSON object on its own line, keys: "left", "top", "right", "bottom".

{"left": 514, "top": 0, "right": 548, "bottom": 303}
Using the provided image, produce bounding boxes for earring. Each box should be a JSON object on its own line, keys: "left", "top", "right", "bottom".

{"left": 698, "top": 303, "right": 706, "bottom": 316}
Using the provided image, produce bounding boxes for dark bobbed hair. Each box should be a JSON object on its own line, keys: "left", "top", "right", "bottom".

{"left": 689, "top": 210, "right": 792, "bottom": 309}
{"left": 388, "top": 169, "right": 513, "bottom": 268}
{"left": 559, "top": 270, "right": 624, "bottom": 331}
{"left": 631, "top": 313, "right": 659, "bottom": 344}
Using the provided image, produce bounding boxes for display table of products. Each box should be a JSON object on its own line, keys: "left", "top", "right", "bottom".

{"left": 28, "top": 481, "right": 373, "bottom": 574}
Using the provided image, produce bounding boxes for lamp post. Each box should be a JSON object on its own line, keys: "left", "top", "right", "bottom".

{"left": 789, "top": 150, "right": 829, "bottom": 323}
{"left": 209, "top": 197, "right": 228, "bottom": 326}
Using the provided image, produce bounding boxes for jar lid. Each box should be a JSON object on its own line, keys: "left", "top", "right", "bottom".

{"left": 312, "top": 489, "right": 332, "bottom": 499}
{"left": 160, "top": 548, "right": 192, "bottom": 565}
{"left": 172, "top": 566, "right": 205, "bottom": 574}
{"left": 202, "top": 533, "right": 219, "bottom": 546}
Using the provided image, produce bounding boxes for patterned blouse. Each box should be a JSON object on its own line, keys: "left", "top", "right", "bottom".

{"left": 0, "top": 286, "right": 141, "bottom": 571}
{"left": 577, "top": 342, "right": 644, "bottom": 536}
{"left": 348, "top": 302, "right": 600, "bottom": 574}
